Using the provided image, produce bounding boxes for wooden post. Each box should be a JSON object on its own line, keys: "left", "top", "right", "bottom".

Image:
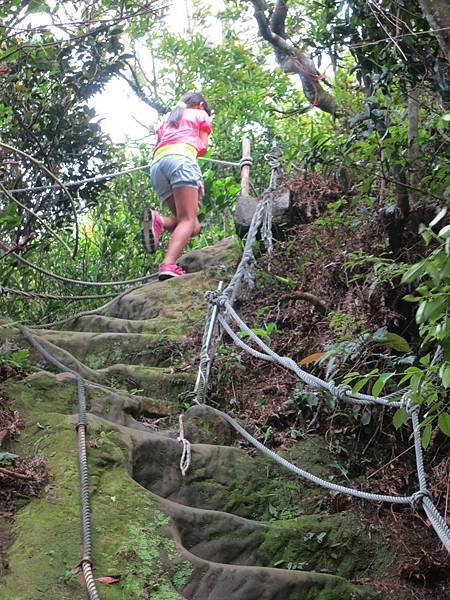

{"left": 240, "top": 137, "right": 251, "bottom": 197}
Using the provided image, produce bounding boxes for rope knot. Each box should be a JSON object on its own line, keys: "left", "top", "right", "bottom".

{"left": 328, "top": 381, "right": 351, "bottom": 401}
{"left": 199, "top": 349, "right": 210, "bottom": 365}
{"left": 177, "top": 414, "right": 192, "bottom": 477}
{"left": 205, "top": 290, "right": 227, "bottom": 307}
{"left": 239, "top": 157, "right": 253, "bottom": 169}
{"left": 411, "top": 489, "right": 432, "bottom": 509}
{"left": 401, "top": 393, "right": 419, "bottom": 416}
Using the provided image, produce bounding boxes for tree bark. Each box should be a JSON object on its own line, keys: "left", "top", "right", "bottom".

{"left": 407, "top": 87, "right": 420, "bottom": 204}
{"left": 251, "top": 0, "right": 337, "bottom": 116}
{"left": 119, "top": 63, "right": 167, "bottom": 115}
{"left": 418, "top": 0, "right": 450, "bottom": 62}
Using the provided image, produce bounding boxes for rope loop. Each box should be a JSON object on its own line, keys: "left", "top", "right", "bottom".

{"left": 79, "top": 555, "right": 93, "bottom": 568}
{"left": 411, "top": 489, "right": 432, "bottom": 509}
{"left": 205, "top": 289, "right": 227, "bottom": 307}
{"left": 177, "top": 414, "right": 192, "bottom": 477}
{"left": 199, "top": 349, "right": 210, "bottom": 366}
{"left": 264, "top": 145, "right": 283, "bottom": 169}
{"left": 328, "top": 381, "right": 352, "bottom": 401}
{"left": 239, "top": 157, "right": 253, "bottom": 169}
{"left": 401, "top": 393, "right": 420, "bottom": 416}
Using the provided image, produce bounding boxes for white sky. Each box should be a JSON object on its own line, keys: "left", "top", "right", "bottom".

{"left": 90, "top": 0, "right": 225, "bottom": 145}
{"left": 23, "top": 1, "right": 225, "bottom": 145}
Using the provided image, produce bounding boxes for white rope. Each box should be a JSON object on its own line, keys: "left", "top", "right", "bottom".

{"left": 8, "top": 156, "right": 241, "bottom": 194}
{"left": 188, "top": 145, "right": 450, "bottom": 553}
{"left": 177, "top": 414, "right": 191, "bottom": 477}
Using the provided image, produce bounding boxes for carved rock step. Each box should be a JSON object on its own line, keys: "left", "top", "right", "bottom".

{"left": 28, "top": 330, "right": 186, "bottom": 368}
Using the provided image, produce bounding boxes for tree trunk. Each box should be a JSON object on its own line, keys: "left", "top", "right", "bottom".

{"left": 407, "top": 87, "right": 420, "bottom": 204}
{"left": 418, "top": 0, "right": 450, "bottom": 62}
{"left": 251, "top": 0, "right": 337, "bottom": 116}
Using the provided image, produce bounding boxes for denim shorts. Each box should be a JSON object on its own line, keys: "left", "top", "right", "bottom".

{"left": 150, "top": 155, "right": 204, "bottom": 202}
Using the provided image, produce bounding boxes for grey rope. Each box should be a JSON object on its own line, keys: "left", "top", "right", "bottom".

{"left": 12, "top": 320, "right": 100, "bottom": 599}
{"left": 203, "top": 311, "right": 450, "bottom": 550}
{"left": 203, "top": 405, "right": 414, "bottom": 504}
{"left": 3, "top": 249, "right": 158, "bottom": 287}
{"left": 30, "top": 281, "right": 146, "bottom": 330}
{"left": 8, "top": 156, "right": 241, "bottom": 194}
{"left": 218, "top": 300, "right": 404, "bottom": 408}
{"left": 194, "top": 282, "right": 224, "bottom": 403}
{"left": 177, "top": 414, "right": 191, "bottom": 477}
{"left": 422, "top": 497, "right": 450, "bottom": 554}
{"left": 226, "top": 198, "right": 269, "bottom": 305}
{"left": 0, "top": 285, "right": 117, "bottom": 301}
{"left": 190, "top": 146, "right": 450, "bottom": 553}
{"left": 265, "top": 141, "right": 283, "bottom": 190}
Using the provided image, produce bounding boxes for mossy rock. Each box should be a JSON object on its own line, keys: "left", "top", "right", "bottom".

{"left": 0, "top": 239, "right": 383, "bottom": 599}
{"left": 0, "top": 378, "right": 190, "bottom": 600}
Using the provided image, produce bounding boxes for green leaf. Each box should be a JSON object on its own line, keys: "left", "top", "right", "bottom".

{"left": 438, "top": 224, "right": 450, "bottom": 239}
{"left": 0, "top": 452, "right": 19, "bottom": 466}
{"left": 268, "top": 502, "right": 278, "bottom": 517}
{"left": 401, "top": 261, "right": 426, "bottom": 284}
{"left": 360, "top": 411, "right": 372, "bottom": 425}
{"left": 438, "top": 413, "right": 450, "bottom": 436}
{"left": 422, "top": 423, "right": 432, "bottom": 449}
{"left": 416, "top": 298, "right": 447, "bottom": 324}
{"left": 439, "top": 364, "right": 450, "bottom": 388}
{"left": 372, "top": 372, "right": 395, "bottom": 397}
{"left": 374, "top": 332, "right": 411, "bottom": 352}
{"left": 429, "top": 207, "right": 447, "bottom": 228}
{"left": 352, "top": 376, "right": 370, "bottom": 394}
{"left": 275, "top": 275, "right": 296, "bottom": 289}
{"left": 28, "top": 0, "right": 49, "bottom": 13}
{"left": 402, "top": 294, "right": 420, "bottom": 303}
{"left": 393, "top": 408, "right": 406, "bottom": 430}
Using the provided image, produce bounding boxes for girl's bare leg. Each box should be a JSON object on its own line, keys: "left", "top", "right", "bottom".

{"left": 163, "top": 187, "right": 200, "bottom": 265}
{"left": 161, "top": 197, "right": 177, "bottom": 232}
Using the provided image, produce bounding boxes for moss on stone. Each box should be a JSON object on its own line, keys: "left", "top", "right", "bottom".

{"left": 0, "top": 377, "right": 191, "bottom": 600}
{"left": 258, "top": 512, "right": 388, "bottom": 580}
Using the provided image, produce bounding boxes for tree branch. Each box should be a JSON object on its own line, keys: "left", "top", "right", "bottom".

{"left": 250, "top": 0, "right": 337, "bottom": 115}
{"left": 270, "top": 0, "right": 287, "bottom": 39}
{"left": 278, "top": 291, "right": 329, "bottom": 315}
{"left": 119, "top": 62, "right": 167, "bottom": 115}
{"left": 417, "top": 0, "right": 450, "bottom": 62}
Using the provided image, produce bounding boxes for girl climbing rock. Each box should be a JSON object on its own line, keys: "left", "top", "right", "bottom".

{"left": 142, "top": 91, "right": 212, "bottom": 280}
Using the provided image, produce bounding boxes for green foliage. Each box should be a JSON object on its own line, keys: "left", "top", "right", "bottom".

{"left": 0, "top": 451, "right": 19, "bottom": 466}
{"left": 237, "top": 322, "right": 279, "bottom": 342}
{"left": 0, "top": 3, "right": 135, "bottom": 239}
{"left": 0, "top": 348, "right": 31, "bottom": 370}
{"left": 118, "top": 518, "right": 192, "bottom": 598}
{"left": 336, "top": 211, "right": 450, "bottom": 442}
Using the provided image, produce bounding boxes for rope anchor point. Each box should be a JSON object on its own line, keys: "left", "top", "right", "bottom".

{"left": 411, "top": 489, "right": 432, "bottom": 509}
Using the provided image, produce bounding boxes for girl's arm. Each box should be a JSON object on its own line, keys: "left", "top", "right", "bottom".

{"left": 199, "top": 130, "right": 209, "bottom": 149}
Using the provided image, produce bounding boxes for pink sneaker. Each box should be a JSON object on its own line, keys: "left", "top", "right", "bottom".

{"left": 159, "top": 263, "right": 186, "bottom": 281}
{"left": 141, "top": 208, "right": 164, "bottom": 253}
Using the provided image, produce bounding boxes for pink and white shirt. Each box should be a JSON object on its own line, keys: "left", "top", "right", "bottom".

{"left": 154, "top": 108, "right": 212, "bottom": 157}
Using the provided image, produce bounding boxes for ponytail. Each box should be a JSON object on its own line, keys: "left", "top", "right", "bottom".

{"left": 166, "top": 91, "right": 211, "bottom": 128}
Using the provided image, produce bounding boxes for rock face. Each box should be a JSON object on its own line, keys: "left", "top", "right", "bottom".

{"left": 0, "top": 240, "right": 384, "bottom": 599}
{"left": 234, "top": 188, "right": 293, "bottom": 238}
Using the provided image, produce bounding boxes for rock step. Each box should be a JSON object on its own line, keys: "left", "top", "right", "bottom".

{"left": 31, "top": 330, "right": 188, "bottom": 368}
{"left": 177, "top": 545, "right": 375, "bottom": 600}
{"left": 133, "top": 433, "right": 382, "bottom": 583}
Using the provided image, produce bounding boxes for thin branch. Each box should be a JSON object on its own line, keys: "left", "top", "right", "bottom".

{"left": 0, "top": 182, "right": 72, "bottom": 255}
{"left": 0, "top": 466, "right": 38, "bottom": 481}
{"left": 119, "top": 63, "right": 167, "bottom": 114}
{"left": 270, "top": 0, "right": 288, "bottom": 38}
{"left": 250, "top": 0, "right": 337, "bottom": 115}
{"left": 278, "top": 291, "right": 329, "bottom": 315}
{"left": 0, "top": 141, "right": 79, "bottom": 258}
